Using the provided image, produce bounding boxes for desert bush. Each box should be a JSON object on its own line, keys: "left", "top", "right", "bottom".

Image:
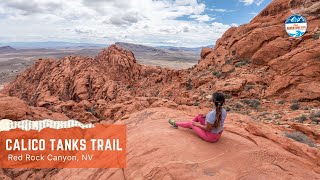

{"left": 212, "top": 71, "right": 221, "bottom": 78}
{"left": 290, "top": 102, "right": 300, "bottom": 110}
{"left": 310, "top": 111, "right": 320, "bottom": 118}
{"left": 244, "top": 84, "right": 255, "bottom": 91}
{"left": 193, "top": 100, "right": 199, "bottom": 106}
{"left": 295, "top": 114, "right": 307, "bottom": 123}
{"left": 225, "top": 58, "right": 233, "bottom": 64}
{"left": 285, "top": 131, "right": 316, "bottom": 147}
{"left": 274, "top": 114, "right": 282, "bottom": 119}
{"left": 235, "top": 58, "right": 250, "bottom": 67}
{"left": 313, "top": 32, "right": 320, "bottom": 40}
{"left": 154, "top": 90, "right": 160, "bottom": 97}
{"left": 224, "top": 93, "right": 232, "bottom": 99}
{"left": 85, "top": 107, "right": 100, "bottom": 119}
{"left": 304, "top": 107, "right": 311, "bottom": 110}
{"left": 186, "top": 78, "right": 192, "bottom": 90}
{"left": 259, "top": 112, "right": 270, "bottom": 118}
{"left": 278, "top": 100, "right": 286, "bottom": 104}
{"left": 241, "top": 99, "right": 260, "bottom": 109}
{"left": 310, "top": 111, "right": 320, "bottom": 124}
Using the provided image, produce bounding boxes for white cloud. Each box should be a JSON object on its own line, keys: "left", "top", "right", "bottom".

{"left": 240, "top": 0, "right": 264, "bottom": 6}
{"left": 0, "top": 0, "right": 233, "bottom": 47}
{"left": 249, "top": 12, "right": 258, "bottom": 16}
{"left": 255, "top": 0, "right": 265, "bottom": 6}
{"left": 209, "top": 8, "right": 236, "bottom": 13}
{"left": 240, "top": 0, "right": 254, "bottom": 5}
{"left": 230, "top": 23, "right": 238, "bottom": 27}
{"left": 189, "top": 14, "right": 215, "bottom": 22}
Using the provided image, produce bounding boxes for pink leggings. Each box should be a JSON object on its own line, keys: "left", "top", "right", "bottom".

{"left": 175, "top": 115, "right": 222, "bottom": 142}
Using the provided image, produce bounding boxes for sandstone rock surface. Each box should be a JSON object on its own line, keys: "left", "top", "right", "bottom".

{"left": 1, "top": 108, "right": 318, "bottom": 179}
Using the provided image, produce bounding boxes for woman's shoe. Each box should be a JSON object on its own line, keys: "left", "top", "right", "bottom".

{"left": 168, "top": 119, "right": 178, "bottom": 128}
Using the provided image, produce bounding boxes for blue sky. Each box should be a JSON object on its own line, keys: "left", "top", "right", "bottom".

{"left": 203, "top": 0, "right": 272, "bottom": 24}
{"left": 178, "top": 0, "right": 271, "bottom": 25}
{"left": 0, "top": 0, "right": 272, "bottom": 47}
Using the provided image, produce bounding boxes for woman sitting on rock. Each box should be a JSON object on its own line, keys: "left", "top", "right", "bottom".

{"left": 168, "top": 92, "right": 226, "bottom": 142}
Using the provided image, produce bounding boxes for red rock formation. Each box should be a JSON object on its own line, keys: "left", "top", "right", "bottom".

{"left": 2, "top": 44, "right": 187, "bottom": 122}
{"left": 196, "top": 0, "right": 320, "bottom": 101}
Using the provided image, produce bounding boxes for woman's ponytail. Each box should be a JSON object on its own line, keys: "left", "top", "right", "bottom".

{"left": 212, "top": 92, "right": 225, "bottom": 128}
{"left": 213, "top": 102, "right": 222, "bottom": 128}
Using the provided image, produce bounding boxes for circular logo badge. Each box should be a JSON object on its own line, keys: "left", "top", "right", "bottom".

{"left": 285, "top": 14, "right": 307, "bottom": 37}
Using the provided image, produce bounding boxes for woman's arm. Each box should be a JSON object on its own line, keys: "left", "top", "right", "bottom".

{"left": 192, "top": 121, "right": 214, "bottom": 132}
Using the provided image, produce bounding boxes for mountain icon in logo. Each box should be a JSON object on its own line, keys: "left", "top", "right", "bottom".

{"left": 285, "top": 15, "right": 307, "bottom": 24}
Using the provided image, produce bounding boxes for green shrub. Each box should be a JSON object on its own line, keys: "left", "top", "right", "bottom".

{"left": 193, "top": 100, "right": 199, "bottom": 106}
{"left": 244, "top": 84, "right": 255, "bottom": 91}
{"left": 295, "top": 114, "right": 307, "bottom": 123}
{"left": 310, "top": 111, "right": 320, "bottom": 118}
{"left": 313, "top": 33, "right": 320, "bottom": 40}
{"left": 225, "top": 58, "right": 233, "bottom": 64}
{"left": 85, "top": 107, "right": 100, "bottom": 119}
{"left": 186, "top": 78, "right": 193, "bottom": 90}
{"left": 278, "top": 100, "right": 286, "bottom": 104}
{"left": 212, "top": 71, "right": 221, "bottom": 78}
{"left": 285, "top": 131, "right": 316, "bottom": 147}
{"left": 235, "top": 58, "right": 250, "bottom": 67}
{"left": 241, "top": 99, "right": 261, "bottom": 109}
{"left": 290, "top": 102, "right": 300, "bottom": 110}
{"left": 224, "top": 93, "right": 232, "bottom": 99}
{"left": 154, "top": 90, "right": 160, "bottom": 97}
{"left": 310, "top": 111, "right": 320, "bottom": 124}
{"left": 225, "top": 106, "right": 231, "bottom": 112}
{"left": 274, "top": 114, "right": 282, "bottom": 119}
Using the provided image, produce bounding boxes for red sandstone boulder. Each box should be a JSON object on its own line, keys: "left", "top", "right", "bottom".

{"left": 0, "top": 94, "right": 68, "bottom": 120}
{"left": 213, "top": 78, "right": 246, "bottom": 93}
{"left": 200, "top": 47, "right": 212, "bottom": 59}
{"left": 0, "top": 93, "right": 31, "bottom": 120}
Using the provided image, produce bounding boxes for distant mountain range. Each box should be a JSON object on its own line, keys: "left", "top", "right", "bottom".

{"left": 114, "top": 42, "right": 201, "bottom": 68}
{"left": 0, "top": 42, "right": 208, "bottom": 69}
{"left": 0, "top": 46, "right": 17, "bottom": 53}
{"left": 0, "top": 41, "right": 211, "bottom": 52}
{"left": 158, "top": 45, "right": 212, "bottom": 53}
{"left": 115, "top": 42, "right": 210, "bottom": 55}
{"left": 0, "top": 41, "right": 106, "bottom": 49}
